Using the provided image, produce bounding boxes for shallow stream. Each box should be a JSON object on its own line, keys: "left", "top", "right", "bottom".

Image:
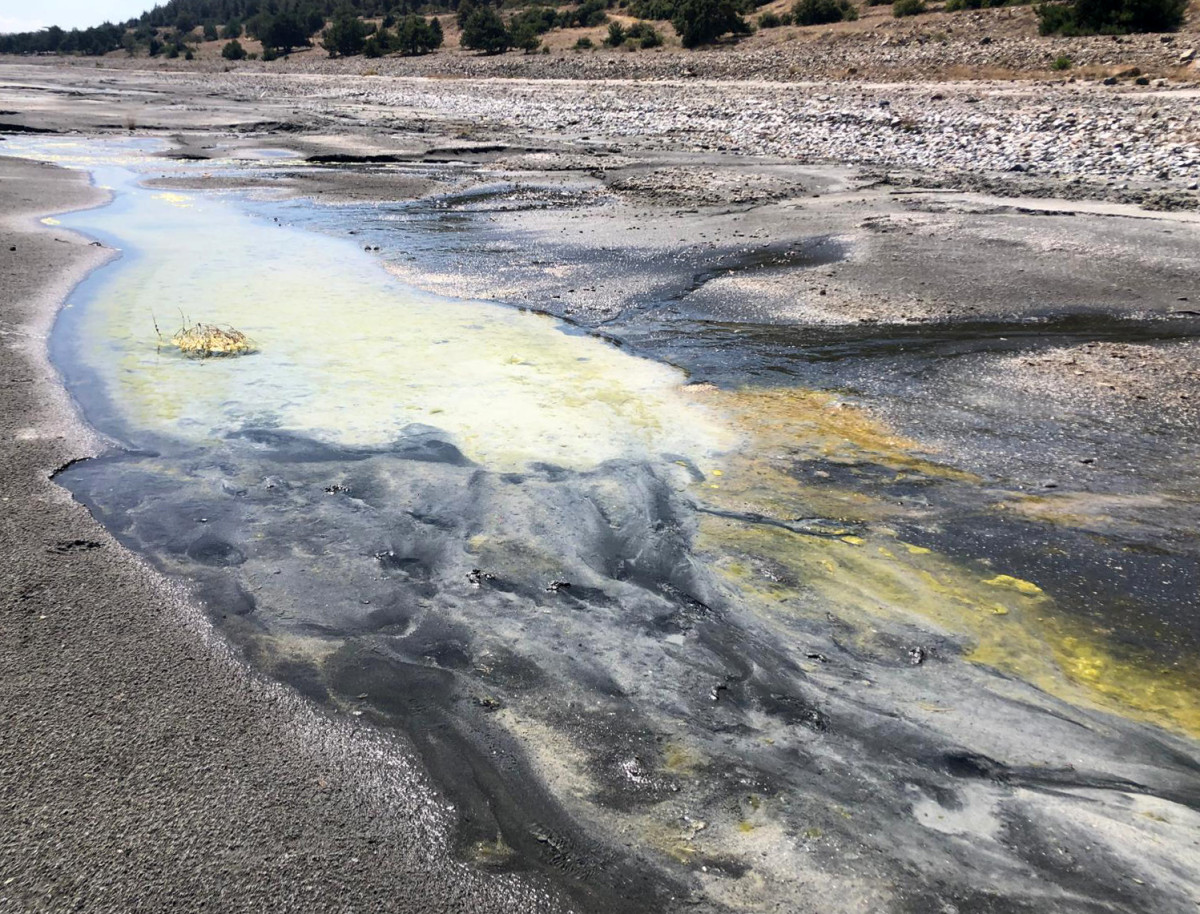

{"left": 9, "top": 135, "right": 1200, "bottom": 914}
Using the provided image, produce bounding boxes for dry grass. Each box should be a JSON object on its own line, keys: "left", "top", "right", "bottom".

{"left": 160, "top": 317, "right": 255, "bottom": 357}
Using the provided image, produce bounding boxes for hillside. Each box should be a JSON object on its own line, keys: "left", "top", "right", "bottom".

{"left": 3, "top": 0, "right": 1200, "bottom": 82}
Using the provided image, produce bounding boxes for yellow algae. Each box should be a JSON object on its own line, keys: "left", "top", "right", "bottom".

{"left": 983, "top": 574, "right": 1044, "bottom": 596}
{"left": 661, "top": 741, "right": 703, "bottom": 777}
{"left": 679, "top": 385, "right": 973, "bottom": 534}
{"left": 688, "top": 385, "right": 1200, "bottom": 738}
{"left": 998, "top": 491, "right": 1171, "bottom": 530}
{"left": 700, "top": 515, "right": 1200, "bottom": 737}
{"left": 685, "top": 385, "right": 976, "bottom": 481}
{"left": 152, "top": 191, "right": 194, "bottom": 208}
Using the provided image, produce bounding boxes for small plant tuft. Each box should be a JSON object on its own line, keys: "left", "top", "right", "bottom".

{"left": 162, "top": 318, "right": 255, "bottom": 357}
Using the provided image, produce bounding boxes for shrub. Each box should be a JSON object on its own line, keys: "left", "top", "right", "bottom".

{"left": 605, "top": 21, "right": 628, "bottom": 44}
{"left": 202, "top": 21, "right": 219, "bottom": 41}
{"left": 224, "top": 18, "right": 243, "bottom": 39}
{"left": 1051, "top": 53, "right": 1072, "bottom": 68}
{"left": 671, "top": 0, "right": 751, "bottom": 46}
{"left": 221, "top": 38, "right": 247, "bottom": 59}
{"left": 460, "top": 7, "right": 511, "bottom": 53}
{"left": 893, "top": 0, "right": 926, "bottom": 15}
{"left": 758, "top": 10, "right": 783, "bottom": 25}
{"left": 574, "top": 35, "right": 595, "bottom": 47}
{"left": 628, "top": 20, "right": 665, "bottom": 44}
{"left": 793, "top": 0, "right": 859, "bottom": 23}
{"left": 1035, "top": 0, "right": 1186, "bottom": 33}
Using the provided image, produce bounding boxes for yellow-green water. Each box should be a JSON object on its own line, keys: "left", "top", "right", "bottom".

{"left": 24, "top": 138, "right": 731, "bottom": 472}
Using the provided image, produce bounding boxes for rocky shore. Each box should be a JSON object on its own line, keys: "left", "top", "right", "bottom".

{"left": 5, "top": 58, "right": 1198, "bottom": 209}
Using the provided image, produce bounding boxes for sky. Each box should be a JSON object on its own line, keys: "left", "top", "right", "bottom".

{"left": 0, "top": 0, "right": 151, "bottom": 33}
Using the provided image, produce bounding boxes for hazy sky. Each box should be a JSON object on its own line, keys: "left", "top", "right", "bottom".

{"left": 0, "top": 0, "right": 151, "bottom": 33}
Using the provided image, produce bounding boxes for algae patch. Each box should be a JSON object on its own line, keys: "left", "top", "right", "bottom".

{"left": 692, "top": 384, "right": 1200, "bottom": 739}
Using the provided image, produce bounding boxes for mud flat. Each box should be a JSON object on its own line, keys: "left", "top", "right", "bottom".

{"left": 2, "top": 61, "right": 1200, "bottom": 914}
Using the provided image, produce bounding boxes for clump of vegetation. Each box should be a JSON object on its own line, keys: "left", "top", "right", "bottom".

{"left": 558, "top": 0, "right": 610, "bottom": 27}
{"left": 574, "top": 35, "right": 596, "bottom": 48}
{"left": 221, "top": 38, "right": 247, "bottom": 59}
{"left": 604, "top": 21, "right": 628, "bottom": 45}
{"left": 627, "top": 20, "right": 665, "bottom": 46}
{"left": 1036, "top": 0, "right": 1185, "bottom": 34}
{"left": 322, "top": 7, "right": 367, "bottom": 57}
{"left": 258, "top": 10, "right": 314, "bottom": 56}
{"left": 793, "top": 0, "right": 859, "bottom": 24}
{"left": 758, "top": 11, "right": 784, "bottom": 26}
{"left": 893, "top": 0, "right": 926, "bottom": 15}
{"left": 163, "top": 320, "right": 255, "bottom": 357}
{"left": 458, "top": 3, "right": 512, "bottom": 54}
{"left": 671, "top": 0, "right": 751, "bottom": 47}
{"left": 1051, "top": 53, "right": 1073, "bottom": 68}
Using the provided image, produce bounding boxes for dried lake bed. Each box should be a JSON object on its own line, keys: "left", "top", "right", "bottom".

{"left": 3, "top": 64, "right": 1200, "bottom": 914}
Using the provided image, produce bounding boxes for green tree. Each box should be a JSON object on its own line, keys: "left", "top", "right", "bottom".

{"left": 261, "top": 12, "right": 310, "bottom": 55}
{"left": 1036, "top": 0, "right": 1185, "bottom": 33}
{"left": 460, "top": 7, "right": 510, "bottom": 54}
{"left": 394, "top": 15, "right": 444, "bottom": 55}
{"left": 322, "top": 8, "right": 367, "bottom": 56}
{"left": 671, "top": 0, "right": 749, "bottom": 47}
{"left": 222, "top": 38, "right": 248, "bottom": 58}
{"left": 224, "top": 18, "right": 243, "bottom": 38}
